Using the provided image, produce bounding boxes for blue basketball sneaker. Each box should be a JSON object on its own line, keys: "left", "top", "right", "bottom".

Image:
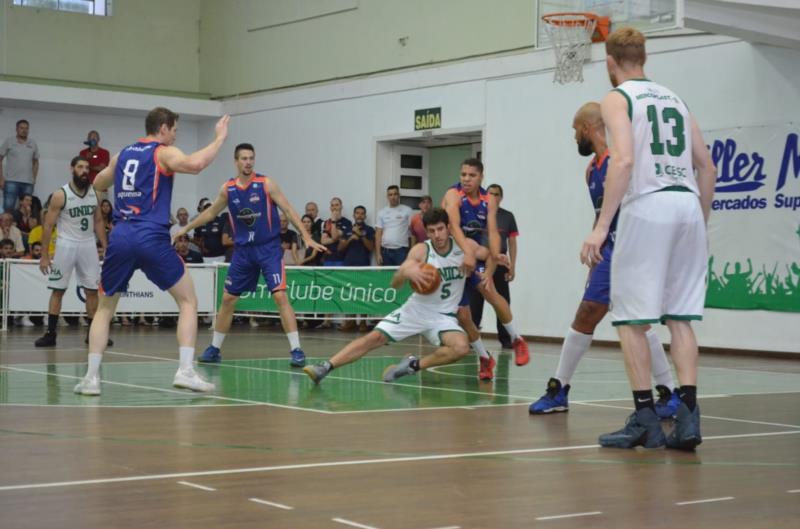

{"left": 666, "top": 402, "right": 702, "bottom": 451}
{"left": 290, "top": 348, "right": 306, "bottom": 368}
{"left": 654, "top": 385, "right": 681, "bottom": 419}
{"left": 598, "top": 407, "right": 666, "bottom": 449}
{"left": 198, "top": 345, "right": 221, "bottom": 363}
{"left": 529, "top": 377, "right": 570, "bottom": 414}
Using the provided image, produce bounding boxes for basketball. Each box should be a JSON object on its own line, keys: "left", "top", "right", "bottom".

{"left": 411, "top": 263, "right": 441, "bottom": 295}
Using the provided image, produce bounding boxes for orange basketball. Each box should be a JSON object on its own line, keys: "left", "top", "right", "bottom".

{"left": 412, "top": 263, "right": 441, "bottom": 295}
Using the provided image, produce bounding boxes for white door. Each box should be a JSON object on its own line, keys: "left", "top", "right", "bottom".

{"left": 391, "top": 145, "right": 429, "bottom": 210}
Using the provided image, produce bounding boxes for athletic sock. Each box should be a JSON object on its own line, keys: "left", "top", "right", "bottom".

{"left": 47, "top": 313, "right": 58, "bottom": 334}
{"left": 287, "top": 331, "right": 301, "bottom": 351}
{"left": 554, "top": 328, "right": 593, "bottom": 385}
{"left": 409, "top": 357, "right": 420, "bottom": 371}
{"left": 471, "top": 339, "right": 490, "bottom": 360}
{"left": 211, "top": 331, "right": 226, "bottom": 349}
{"left": 86, "top": 353, "right": 102, "bottom": 378}
{"left": 502, "top": 319, "right": 520, "bottom": 342}
{"left": 646, "top": 329, "right": 674, "bottom": 390}
{"left": 633, "top": 389, "right": 655, "bottom": 411}
{"left": 322, "top": 361, "right": 334, "bottom": 372}
{"left": 179, "top": 347, "right": 195, "bottom": 371}
{"left": 678, "top": 385, "right": 697, "bottom": 411}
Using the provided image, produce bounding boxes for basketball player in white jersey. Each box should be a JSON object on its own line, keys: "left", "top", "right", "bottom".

{"left": 581, "top": 28, "right": 716, "bottom": 450}
{"left": 303, "top": 207, "right": 492, "bottom": 384}
{"left": 35, "top": 156, "right": 109, "bottom": 347}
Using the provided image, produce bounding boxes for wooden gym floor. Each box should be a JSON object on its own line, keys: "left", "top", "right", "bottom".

{"left": 1, "top": 325, "right": 798, "bottom": 529}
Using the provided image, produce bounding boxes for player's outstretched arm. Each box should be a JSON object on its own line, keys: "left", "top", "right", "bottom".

{"left": 159, "top": 115, "right": 230, "bottom": 175}
{"left": 443, "top": 188, "right": 476, "bottom": 274}
{"left": 172, "top": 183, "right": 228, "bottom": 244}
{"left": 581, "top": 91, "right": 633, "bottom": 266}
{"left": 38, "top": 191, "right": 64, "bottom": 275}
{"left": 93, "top": 154, "right": 118, "bottom": 192}
{"left": 270, "top": 179, "right": 327, "bottom": 254}
{"left": 390, "top": 243, "right": 429, "bottom": 289}
{"left": 689, "top": 114, "right": 716, "bottom": 223}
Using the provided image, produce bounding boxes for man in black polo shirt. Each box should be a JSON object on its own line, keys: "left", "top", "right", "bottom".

{"left": 195, "top": 203, "right": 228, "bottom": 262}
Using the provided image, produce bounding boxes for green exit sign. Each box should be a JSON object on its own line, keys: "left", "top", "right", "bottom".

{"left": 414, "top": 107, "right": 442, "bottom": 130}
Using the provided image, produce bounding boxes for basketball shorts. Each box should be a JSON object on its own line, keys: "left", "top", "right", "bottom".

{"left": 100, "top": 222, "right": 185, "bottom": 295}
{"left": 582, "top": 243, "right": 613, "bottom": 305}
{"left": 610, "top": 190, "right": 707, "bottom": 326}
{"left": 458, "top": 261, "right": 486, "bottom": 307}
{"left": 48, "top": 238, "right": 101, "bottom": 290}
{"left": 375, "top": 302, "right": 464, "bottom": 346}
{"left": 224, "top": 242, "right": 285, "bottom": 296}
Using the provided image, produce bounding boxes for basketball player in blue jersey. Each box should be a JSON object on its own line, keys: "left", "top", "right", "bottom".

{"left": 73, "top": 107, "right": 230, "bottom": 396}
{"left": 529, "top": 102, "right": 678, "bottom": 416}
{"left": 442, "top": 158, "right": 530, "bottom": 380}
{"left": 174, "top": 143, "right": 327, "bottom": 367}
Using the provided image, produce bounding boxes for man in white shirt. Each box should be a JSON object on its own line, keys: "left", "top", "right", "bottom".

{"left": 375, "top": 185, "right": 413, "bottom": 266}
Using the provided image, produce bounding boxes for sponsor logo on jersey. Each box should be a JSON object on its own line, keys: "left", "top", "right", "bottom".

{"left": 249, "top": 193, "right": 260, "bottom": 204}
{"left": 236, "top": 208, "right": 261, "bottom": 227}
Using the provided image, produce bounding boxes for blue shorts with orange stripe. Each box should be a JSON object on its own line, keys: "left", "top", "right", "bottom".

{"left": 100, "top": 221, "right": 185, "bottom": 295}
{"left": 224, "top": 242, "right": 285, "bottom": 296}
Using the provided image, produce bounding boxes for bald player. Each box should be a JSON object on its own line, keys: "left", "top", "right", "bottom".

{"left": 529, "top": 102, "right": 678, "bottom": 417}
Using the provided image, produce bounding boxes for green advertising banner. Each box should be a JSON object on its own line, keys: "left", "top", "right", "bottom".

{"left": 216, "top": 266, "right": 413, "bottom": 315}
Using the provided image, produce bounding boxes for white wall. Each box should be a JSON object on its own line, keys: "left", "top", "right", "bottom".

{"left": 0, "top": 107, "right": 202, "bottom": 213}
{"left": 204, "top": 35, "right": 800, "bottom": 353}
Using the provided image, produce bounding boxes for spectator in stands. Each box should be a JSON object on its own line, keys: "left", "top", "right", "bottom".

{"left": 375, "top": 185, "right": 413, "bottom": 265}
{"left": 99, "top": 198, "right": 114, "bottom": 235}
{"left": 409, "top": 195, "right": 432, "bottom": 243}
{"left": 0, "top": 119, "right": 39, "bottom": 213}
{"left": 280, "top": 213, "right": 301, "bottom": 265}
{"left": 195, "top": 203, "right": 228, "bottom": 262}
{"left": 321, "top": 197, "right": 352, "bottom": 266}
{"left": 27, "top": 205, "right": 56, "bottom": 258}
{"left": 192, "top": 197, "right": 211, "bottom": 221}
{"left": 305, "top": 201, "right": 323, "bottom": 239}
{"left": 169, "top": 207, "right": 189, "bottom": 238}
{"left": 0, "top": 239, "right": 15, "bottom": 258}
{"left": 13, "top": 193, "right": 39, "bottom": 244}
{"left": 221, "top": 220, "right": 235, "bottom": 263}
{"left": 0, "top": 212, "right": 24, "bottom": 257}
{"left": 24, "top": 241, "right": 43, "bottom": 260}
{"left": 79, "top": 130, "right": 110, "bottom": 186}
{"left": 339, "top": 205, "right": 375, "bottom": 332}
{"left": 300, "top": 214, "right": 323, "bottom": 266}
{"left": 175, "top": 234, "right": 204, "bottom": 263}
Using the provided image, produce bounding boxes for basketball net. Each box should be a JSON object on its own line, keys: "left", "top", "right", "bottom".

{"left": 542, "top": 13, "right": 606, "bottom": 84}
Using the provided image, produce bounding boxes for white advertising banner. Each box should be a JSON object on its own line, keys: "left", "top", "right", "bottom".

{"left": 5, "top": 261, "right": 216, "bottom": 314}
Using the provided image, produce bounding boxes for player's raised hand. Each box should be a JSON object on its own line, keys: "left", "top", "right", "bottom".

{"left": 580, "top": 227, "right": 607, "bottom": 267}
{"left": 215, "top": 115, "right": 230, "bottom": 140}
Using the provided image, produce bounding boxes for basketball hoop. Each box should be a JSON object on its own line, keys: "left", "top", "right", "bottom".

{"left": 542, "top": 12, "right": 609, "bottom": 84}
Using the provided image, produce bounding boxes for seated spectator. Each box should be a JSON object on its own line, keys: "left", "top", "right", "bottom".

{"left": 99, "top": 198, "right": 113, "bottom": 235}
{"left": 409, "top": 195, "right": 432, "bottom": 243}
{"left": 175, "top": 234, "right": 204, "bottom": 263}
{"left": 300, "top": 214, "right": 324, "bottom": 266}
{"left": 321, "top": 197, "right": 352, "bottom": 266}
{"left": 24, "top": 241, "right": 43, "bottom": 260}
{"left": 280, "top": 213, "right": 300, "bottom": 264}
{"left": 27, "top": 206, "right": 57, "bottom": 258}
{"left": 195, "top": 203, "right": 228, "bottom": 262}
{"left": 0, "top": 212, "right": 24, "bottom": 257}
{"left": 13, "top": 193, "right": 39, "bottom": 240}
{"left": 0, "top": 239, "right": 15, "bottom": 258}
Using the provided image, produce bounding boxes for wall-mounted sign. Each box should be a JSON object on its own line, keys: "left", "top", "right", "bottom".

{"left": 415, "top": 107, "right": 442, "bottom": 131}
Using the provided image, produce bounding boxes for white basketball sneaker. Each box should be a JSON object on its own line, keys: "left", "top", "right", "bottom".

{"left": 73, "top": 375, "right": 101, "bottom": 396}
{"left": 173, "top": 368, "right": 215, "bottom": 392}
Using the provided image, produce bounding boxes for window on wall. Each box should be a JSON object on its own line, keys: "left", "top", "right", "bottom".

{"left": 12, "top": 0, "right": 111, "bottom": 16}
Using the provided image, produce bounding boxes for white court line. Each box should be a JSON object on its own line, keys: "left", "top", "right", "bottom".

{"left": 177, "top": 481, "right": 216, "bottom": 492}
{"left": 787, "top": 489, "right": 800, "bottom": 493}
{"left": 535, "top": 511, "right": 602, "bottom": 521}
{"left": 332, "top": 517, "right": 379, "bottom": 529}
{"left": 427, "top": 364, "right": 629, "bottom": 384}
{"left": 0, "top": 403, "right": 255, "bottom": 409}
{"left": 676, "top": 497, "right": 734, "bottom": 506}
{"left": 422, "top": 526, "right": 461, "bottom": 529}
{"left": 1, "top": 430, "right": 798, "bottom": 493}
{"left": 0, "top": 364, "right": 332, "bottom": 415}
{"left": 572, "top": 401, "right": 800, "bottom": 429}
{"left": 249, "top": 497, "right": 293, "bottom": 510}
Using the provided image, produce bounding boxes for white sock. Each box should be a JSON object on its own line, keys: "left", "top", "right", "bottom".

{"left": 179, "top": 346, "right": 195, "bottom": 371}
{"left": 554, "top": 328, "right": 593, "bottom": 385}
{"left": 287, "top": 331, "right": 301, "bottom": 351}
{"left": 502, "top": 319, "right": 520, "bottom": 342}
{"left": 86, "top": 353, "right": 102, "bottom": 378}
{"left": 646, "top": 329, "right": 674, "bottom": 389}
{"left": 471, "top": 339, "right": 490, "bottom": 359}
{"left": 212, "top": 331, "right": 226, "bottom": 349}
